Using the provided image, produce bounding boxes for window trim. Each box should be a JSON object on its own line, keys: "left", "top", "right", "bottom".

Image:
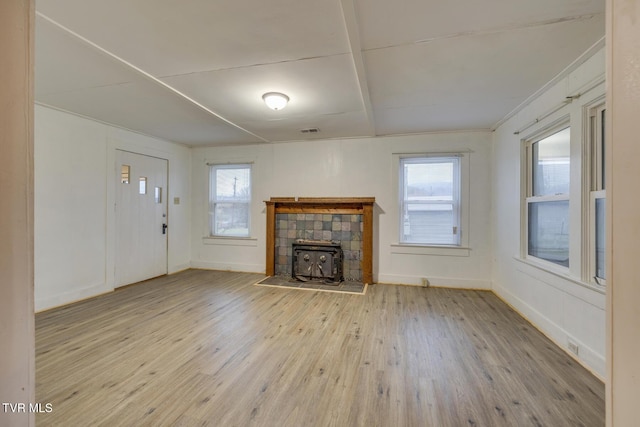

{"left": 395, "top": 152, "right": 469, "bottom": 250}
{"left": 522, "top": 122, "right": 571, "bottom": 270}
{"left": 208, "top": 163, "right": 252, "bottom": 238}
{"left": 584, "top": 100, "right": 607, "bottom": 287}
{"left": 516, "top": 84, "right": 607, "bottom": 290}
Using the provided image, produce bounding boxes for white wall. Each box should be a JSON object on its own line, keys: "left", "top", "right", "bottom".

{"left": 191, "top": 131, "right": 493, "bottom": 288}
{"left": 491, "top": 47, "right": 606, "bottom": 377}
{"left": 34, "top": 105, "right": 191, "bottom": 311}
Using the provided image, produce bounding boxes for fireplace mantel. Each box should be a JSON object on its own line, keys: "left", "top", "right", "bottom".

{"left": 264, "top": 197, "right": 374, "bottom": 284}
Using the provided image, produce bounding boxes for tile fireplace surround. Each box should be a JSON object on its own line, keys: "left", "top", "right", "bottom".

{"left": 277, "top": 214, "right": 359, "bottom": 280}
{"left": 264, "top": 197, "right": 375, "bottom": 284}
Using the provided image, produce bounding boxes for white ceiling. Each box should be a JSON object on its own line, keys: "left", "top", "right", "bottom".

{"left": 35, "top": 0, "right": 605, "bottom": 147}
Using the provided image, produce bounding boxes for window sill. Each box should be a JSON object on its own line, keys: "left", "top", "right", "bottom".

{"left": 202, "top": 236, "right": 258, "bottom": 247}
{"left": 390, "top": 243, "right": 470, "bottom": 257}
{"left": 513, "top": 256, "right": 606, "bottom": 295}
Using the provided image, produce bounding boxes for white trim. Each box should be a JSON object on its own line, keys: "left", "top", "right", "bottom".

{"left": 583, "top": 100, "right": 607, "bottom": 286}
{"left": 376, "top": 274, "right": 490, "bottom": 289}
{"left": 394, "top": 150, "right": 470, "bottom": 156}
{"left": 390, "top": 244, "right": 470, "bottom": 257}
{"left": 35, "top": 282, "right": 112, "bottom": 312}
{"left": 202, "top": 236, "right": 258, "bottom": 247}
{"left": 493, "top": 281, "right": 605, "bottom": 379}
{"left": 190, "top": 260, "right": 264, "bottom": 274}
{"left": 396, "top": 153, "right": 469, "bottom": 247}
{"left": 525, "top": 194, "right": 570, "bottom": 203}
{"left": 517, "top": 81, "right": 607, "bottom": 289}
{"left": 206, "top": 160, "right": 255, "bottom": 166}
{"left": 514, "top": 256, "right": 605, "bottom": 297}
{"left": 168, "top": 263, "right": 191, "bottom": 274}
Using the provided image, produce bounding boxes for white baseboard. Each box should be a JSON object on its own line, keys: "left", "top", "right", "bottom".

{"left": 169, "top": 263, "right": 191, "bottom": 274}
{"left": 35, "top": 282, "right": 112, "bottom": 312}
{"left": 493, "top": 283, "right": 605, "bottom": 380}
{"left": 190, "top": 260, "right": 265, "bottom": 274}
{"left": 376, "top": 273, "right": 491, "bottom": 289}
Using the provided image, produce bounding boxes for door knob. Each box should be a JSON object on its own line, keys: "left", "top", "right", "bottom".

{"left": 162, "top": 223, "right": 168, "bottom": 234}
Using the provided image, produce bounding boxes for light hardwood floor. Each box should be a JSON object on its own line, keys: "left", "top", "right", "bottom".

{"left": 36, "top": 269, "right": 604, "bottom": 426}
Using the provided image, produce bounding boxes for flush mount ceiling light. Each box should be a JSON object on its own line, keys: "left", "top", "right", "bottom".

{"left": 262, "top": 92, "right": 289, "bottom": 110}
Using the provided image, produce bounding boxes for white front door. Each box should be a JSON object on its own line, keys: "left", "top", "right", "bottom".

{"left": 115, "top": 150, "right": 168, "bottom": 287}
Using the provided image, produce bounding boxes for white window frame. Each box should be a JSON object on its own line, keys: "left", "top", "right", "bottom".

{"left": 516, "top": 83, "right": 607, "bottom": 293}
{"left": 523, "top": 123, "right": 571, "bottom": 270}
{"left": 586, "top": 102, "right": 606, "bottom": 286}
{"left": 398, "top": 154, "right": 465, "bottom": 247}
{"left": 208, "top": 163, "right": 252, "bottom": 238}
{"left": 589, "top": 190, "right": 606, "bottom": 284}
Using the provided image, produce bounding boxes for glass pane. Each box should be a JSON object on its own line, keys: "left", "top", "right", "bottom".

{"left": 155, "top": 187, "right": 162, "bottom": 204}
{"left": 216, "top": 167, "right": 251, "bottom": 201}
{"left": 121, "top": 165, "right": 130, "bottom": 184}
{"left": 528, "top": 200, "right": 570, "bottom": 267}
{"left": 595, "top": 198, "right": 606, "bottom": 280}
{"left": 532, "top": 127, "right": 570, "bottom": 196}
{"left": 212, "top": 202, "right": 249, "bottom": 237}
{"left": 400, "top": 157, "right": 460, "bottom": 245}
{"left": 403, "top": 203, "right": 455, "bottom": 245}
{"left": 404, "top": 161, "right": 453, "bottom": 201}
{"left": 139, "top": 177, "right": 147, "bottom": 194}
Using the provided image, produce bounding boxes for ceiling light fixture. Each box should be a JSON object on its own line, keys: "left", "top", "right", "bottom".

{"left": 262, "top": 92, "right": 289, "bottom": 110}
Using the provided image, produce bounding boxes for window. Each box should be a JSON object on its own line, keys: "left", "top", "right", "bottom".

{"left": 519, "top": 90, "right": 607, "bottom": 289}
{"left": 209, "top": 164, "right": 251, "bottom": 237}
{"left": 399, "top": 156, "right": 461, "bottom": 245}
{"left": 525, "top": 126, "right": 571, "bottom": 267}
{"left": 139, "top": 177, "right": 147, "bottom": 194}
{"left": 121, "top": 165, "right": 130, "bottom": 184}
{"left": 588, "top": 103, "right": 606, "bottom": 285}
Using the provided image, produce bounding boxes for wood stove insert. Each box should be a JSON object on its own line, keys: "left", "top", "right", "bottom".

{"left": 292, "top": 240, "right": 343, "bottom": 284}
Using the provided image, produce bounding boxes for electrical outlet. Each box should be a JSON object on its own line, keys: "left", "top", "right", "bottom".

{"left": 421, "top": 278, "right": 430, "bottom": 287}
{"left": 567, "top": 339, "right": 579, "bottom": 355}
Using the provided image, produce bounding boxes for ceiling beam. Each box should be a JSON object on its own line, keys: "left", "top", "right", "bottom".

{"left": 340, "top": 0, "right": 376, "bottom": 137}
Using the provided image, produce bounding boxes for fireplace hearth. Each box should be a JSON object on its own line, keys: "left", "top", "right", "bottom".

{"left": 292, "top": 240, "right": 343, "bottom": 284}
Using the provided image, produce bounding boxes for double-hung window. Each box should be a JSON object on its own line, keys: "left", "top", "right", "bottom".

{"left": 399, "top": 156, "right": 461, "bottom": 245}
{"left": 209, "top": 164, "right": 251, "bottom": 237}
{"left": 589, "top": 103, "right": 606, "bottom": 285}
{"left": 525, "top": 126, "right": 571, "bottom": 267}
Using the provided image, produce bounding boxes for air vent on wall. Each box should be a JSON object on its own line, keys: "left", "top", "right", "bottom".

{"left": 300, "top": 128, "right": 320, "bottom": 134}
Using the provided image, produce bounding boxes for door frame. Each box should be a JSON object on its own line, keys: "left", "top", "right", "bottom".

{"left": 106, "top": 144, "right": 170, "bottom": 290}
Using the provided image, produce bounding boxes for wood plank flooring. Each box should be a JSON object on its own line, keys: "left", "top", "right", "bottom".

{"left": 36, "top": 269, "right": 605, "bottom": 426}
